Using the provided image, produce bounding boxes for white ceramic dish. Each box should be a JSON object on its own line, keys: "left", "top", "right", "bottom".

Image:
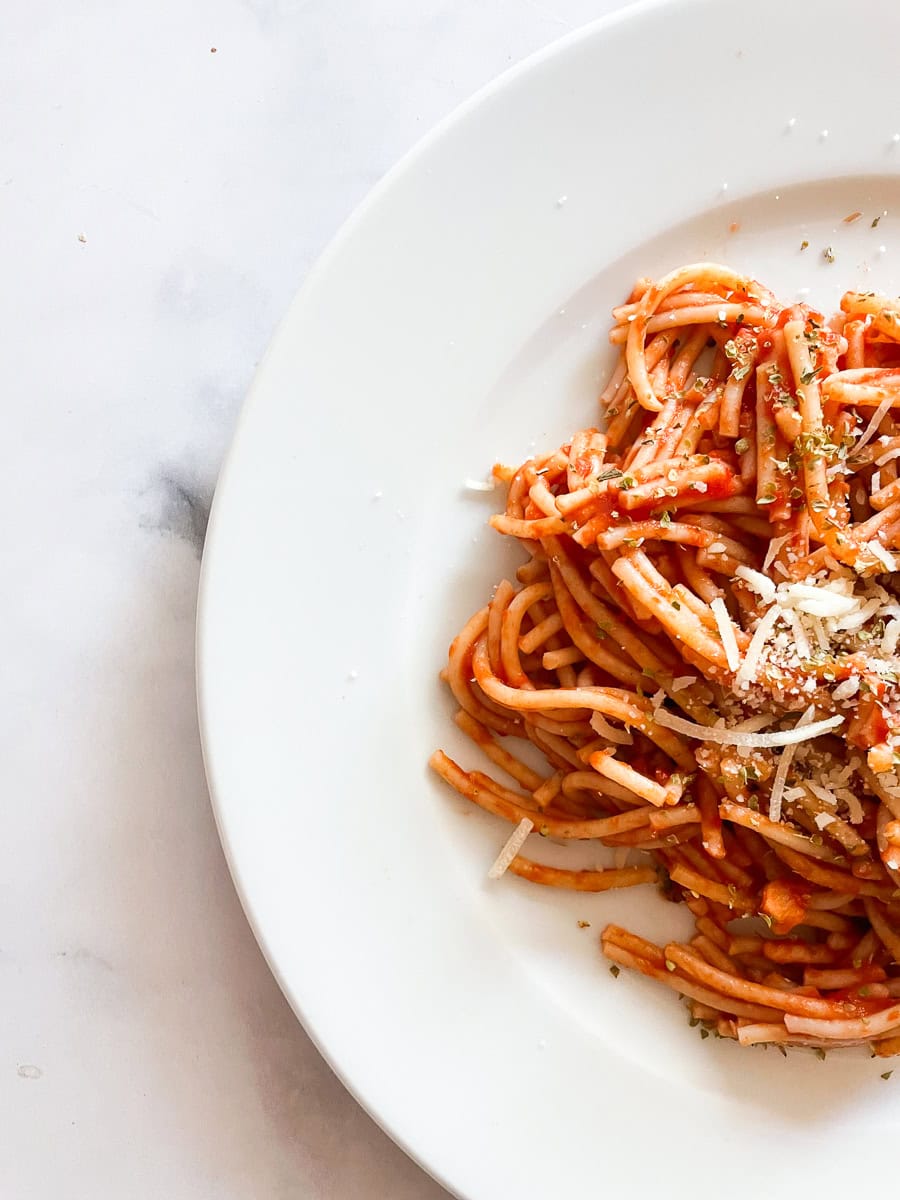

{"left": 198, "top": 2, "right": 900, "bottom": 1195}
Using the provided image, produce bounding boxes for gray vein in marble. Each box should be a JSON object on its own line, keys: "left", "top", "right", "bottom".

{"left": 55, "top": 948, "right": 114, "bottom": 972}
{"left": 150, "top": 472, "right": 214, "bottom": 558}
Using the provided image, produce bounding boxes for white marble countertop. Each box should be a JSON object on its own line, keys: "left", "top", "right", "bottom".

{"left": 2, "top": 2, "right": 627, "bottom": 1194}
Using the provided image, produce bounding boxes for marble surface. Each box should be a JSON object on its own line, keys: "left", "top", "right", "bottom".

{"left": 1, "top": 2, "right": 630, "bottom": 1195}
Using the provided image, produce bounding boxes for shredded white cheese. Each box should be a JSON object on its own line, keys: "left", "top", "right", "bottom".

{"left": 844, "top": 794, "right": 864, "bottom": 825}
{"left": 786, "top": 609, "right": 811, "bottom": 660}
{"left": 651, "top": 703, "right": 844, "bottom": 748}
{"left": 590, "top": 711, "right": 633, "bottom": 745}
{"left": 734, "top": 605, "right": 780, "bottom": 689}
{"left": 733, "top": 714, "right": 779, "bottom": 733}
{"left": 855, "top": 394, "right": 897, "bottom": 455}
{"left": 832, "top": 676, "right": 860, "bottom": 702}
{"left": 735, "top": 565, "right": 777, "bottom": 602}
{"left": 670, "top": 675, "right": 698, "bottom": 692}
{"left": 711, "top": 597, "right": 741, "bottom": 672}
{"left": 834, "top": 595, "right": 884, "bottom": 632}
{"left": 763, "top": 535, "right": 791, "bottom": 571}
{"left": 814, "top": 812, "right": 836, "bottom": 830}
{"left": 868, "top": 540, "right": 898, "bottom": 572}
{"left": 464, "top": 477, "right": 497, "bottom": 492}
{"left": 809, "top": 616, "right": 829, "bottom": 652}
{"left": 777, "top": 581, "right": 859, "bottom": 619}
{"left": 883, "top": 618, "right": 900, "bottom": 656}
{"left": 869, "top": 657, "right": 900, "bottom": 676}
{"left": 769, "top": 707, "right": 816, "bottom": 822}
{"left": 488, "top": 818, "right": 533, "bottom": 879}
{"left": 807, "top": 781, "right": 838, "bottom": 807}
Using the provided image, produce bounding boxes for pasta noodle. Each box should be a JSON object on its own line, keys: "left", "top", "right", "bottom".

{"left": 430, "top": 264, "right": 900, "bottom": 1054}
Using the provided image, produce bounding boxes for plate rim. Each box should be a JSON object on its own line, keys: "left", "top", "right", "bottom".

{"left": 198, "top": 4, "right": 667, "bottom": 1186}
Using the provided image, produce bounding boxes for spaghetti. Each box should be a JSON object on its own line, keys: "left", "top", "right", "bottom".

{"left": 431, "top": 263, "right": 900, "bottom": 1054}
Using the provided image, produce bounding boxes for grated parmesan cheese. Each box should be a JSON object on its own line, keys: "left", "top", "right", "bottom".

{"left": 734, "top": 604, "right": 780, "bottom": 689}
{"left": 807, "top": 781, "right": 838, "bottom": 807}
{"left": 670, "top": 675, "right": 698, "bottom": 692}
{"left": 814, "top": 812, "right": 836, "bottom": 830}
{"left": 769, "top": 707, "right": 816, "bottom": 822}
{"left": 810, "top": 616, "right": 830, "bottom": 652}
{"left": 651, "top": 703, "right": 844, "bottom": 748}
{"left": 464, "top": 477, "right": 497, "bottom": 492}
{"left": 735, "top": 565, "right": 777, "bottom": 602}
{"left": 855, "top": 394, "right": 897, "bottom": 456}
{"left": 763, "top": 535, "right": 791, "bottom": 571}
{"left": 488, "top": 818, "right": 533, "bottom": 879}
{"left": 845, "top": 794, "right": 865, "bottom": 825}
{"left": 777, "top": 582, "right": 859, "bottom": 619}
{"left": 711, "top": 597, "right": 741, "bottom": 672}
{"left": 868, "top": 540, "right": 898, "bottom": 572}
{"left": 883, "top": 618, "right": 900, "bottom": 656}
{"left": 832, "top": 676, "right": 860, "bottom": 702}
{"left": 590, "top": 711, "right": 633, "bottom": 745}
{"left": 834, "top": 595, "right": 884, "bottom": 632}
{"left": 786, "top": 609, "right": 811, "bottom": 660}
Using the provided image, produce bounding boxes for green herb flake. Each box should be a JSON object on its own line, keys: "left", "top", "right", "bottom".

{"left": 609, "top": 965, "right": 620, "bottom": 978}
{"left": 800, "top": 366, "right": 822, "bottom": 385}
{"left": 665, "top": 959, "right": 677, "bottom": 972}
{"left": 823, "top": 245, "right": 835, "bottom": 264}
{"left": 815, "top": 1048, "right": 827, "bottom": 1060}
{"left": 735, "top": 437, "right": 750, "bottom": 454}
{"left": 597, "top": 467, "right": 623, "bottom": 483}
{"left": 800, "top": 239, "right": 809, "bottom": 251}
{"left": 700, "top": 1027, "right": 710, "bottom": 1039}
{"left": 882, "top": 1070, "right": 893, "bottom": 1080}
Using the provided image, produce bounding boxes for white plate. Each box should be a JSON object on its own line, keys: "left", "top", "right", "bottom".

{"left": 198, "top": 2, "right": 900, "bottom": 1196}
